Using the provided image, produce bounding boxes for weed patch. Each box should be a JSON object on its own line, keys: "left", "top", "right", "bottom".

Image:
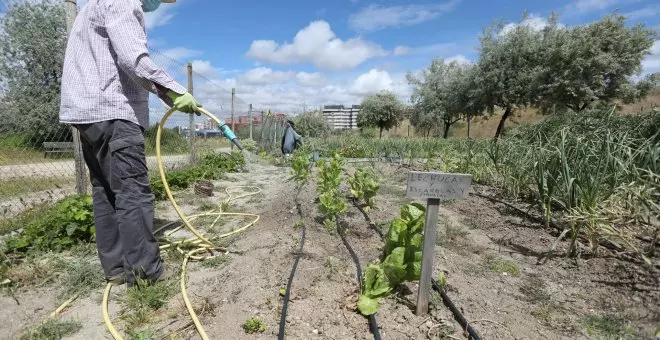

{"left": 19, "top": 319, "right": 82, "bottom": 340}
{"left": 584, "top": 314, "right": 636, "bottom": 339}
{"left": 201, "top": 254, "right": 230, "bottom": 268}
{"left": 3, "top": 195, "right": 95, "bottom": 254}
{"left": 485, "top": 255, "right": 520, "bottom": 276}
{"left": 519, "top": 274, "right": 550, "bottom": 302}
{"left": 242, "top": 317, "right": 266, "bottom": 334}
{"left": 120, "top": 279, "right": 177, "bottom": 329}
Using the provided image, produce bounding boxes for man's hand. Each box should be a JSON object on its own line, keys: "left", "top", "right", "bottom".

{"left": 167, "top": 91, "right": 202, "bottom": 115}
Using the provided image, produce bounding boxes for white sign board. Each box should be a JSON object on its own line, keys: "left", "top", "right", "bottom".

{"left": 406, "top": 171, "right": 472, "bottom": 200}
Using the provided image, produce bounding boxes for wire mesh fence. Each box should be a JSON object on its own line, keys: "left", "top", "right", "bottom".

{"left": 0, "top": 1, "right": 269, "bottom": 218}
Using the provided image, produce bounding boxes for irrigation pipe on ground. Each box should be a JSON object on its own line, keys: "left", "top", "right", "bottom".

{"left": 278, "top": 185, "right": 307, "bottom": 340}
{"left": 347, "top": 194, "right": 481, "bottom": 340}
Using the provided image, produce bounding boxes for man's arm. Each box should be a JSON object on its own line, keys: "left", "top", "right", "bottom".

{"left": 104, "top": 0, "right": 186, "bottom": 105}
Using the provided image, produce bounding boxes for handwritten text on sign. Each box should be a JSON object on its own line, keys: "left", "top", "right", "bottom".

{"left": 406, "top": 171, "right": 472, "bottom": 199}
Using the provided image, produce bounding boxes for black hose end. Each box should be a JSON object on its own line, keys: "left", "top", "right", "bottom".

{"left": 232, "top": 138, "right": 244, "bottom": 151}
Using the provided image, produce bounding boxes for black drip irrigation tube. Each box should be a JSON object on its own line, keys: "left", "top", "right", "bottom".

{"left": 350, "top": 198, "right": 482, "bottom": 340}
{"left": 431, "top": 280, "right": 482, "bottom": 340}
{"left": 278, "top": 187, "right": 307, "bottom": 340}
{"left": 337, "top": 223, "right": 382, "bottom": 340}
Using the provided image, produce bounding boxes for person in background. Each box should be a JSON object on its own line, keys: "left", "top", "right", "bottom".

{"left": 281, "top": 120, "right": 303, "bottom": 159}
{"left": 59, "top": 0, "right": 201, "bottom": 287}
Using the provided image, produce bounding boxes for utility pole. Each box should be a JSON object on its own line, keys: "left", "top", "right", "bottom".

{"left": 230, "top": 88, "right": 235, "bottom": 150}
{"left": 187, "top": 62, "right": 196, "bottom": 163}
{"left": 65, "top": 0, "right": 87, "bottom": 195}
{"left": 248, "top": 103, "right": 253, "bottom": 140}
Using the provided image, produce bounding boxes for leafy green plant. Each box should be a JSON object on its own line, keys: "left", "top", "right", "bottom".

{"left": 5, "top": 195, "right": 95, "bottom": 254}
{"left": 242, "top": 317, "right": 266, "bottom": 334}
{"left": 358, "top": 203, "right": 426, "bottom": 315}
{"left": 347, "top": 168, "right": 380, "bottom": 210}
{"left": 316, "top": 154, "right": 346, "bottom": 230}
{"left": 289, "top": 150, "right": 311, "bottom": 186}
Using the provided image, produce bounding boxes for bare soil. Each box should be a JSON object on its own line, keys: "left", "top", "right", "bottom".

{"left": 1, "top": 160, "right": 658, "bottom": 340}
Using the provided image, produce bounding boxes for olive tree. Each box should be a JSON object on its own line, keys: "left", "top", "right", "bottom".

{"left": 536, "top": 15, "right": 657, "bottom": 113}
{"left": 292, "top": 110, "right": 332, "bottom": 138}
{"left": 0, "top": 0, "right": 69, "bottom": 146}
{"left": 357, "top": 91, "right": 404, "bottom": 138}
{"left": 477, "top": 14, "right": 547, "bottom": 139}
{"left": 407, "top": 60, "right": 486, "bottom": 138}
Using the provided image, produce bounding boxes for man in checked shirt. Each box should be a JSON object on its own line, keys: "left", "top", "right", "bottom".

{"left": 59, "top": 0, "right": 199, "bottom": 286}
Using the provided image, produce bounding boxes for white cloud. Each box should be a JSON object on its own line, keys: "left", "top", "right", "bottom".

{"left": 144, "top": 2, "right": 178, "bottom": 30}
{"left": 238, "top": 67, "right": 295, "bottom": 85}
{"left": 159, "top": 47, "right": 202, "bottom": 60}
{"left": 394, "top": 46, "right": 411, "bottom": 56}
{"left": 641, "top": 40, "right": 660, "bottom": 76}
{"left": 351, "top": 69, "right": 395, "bottom": 96}
{"left": 245, "top": 20, "right": 387, "bottom": 71}
{"left": 348, "top": 1, "right": 461, "bottom": 31}
{"left": 155, "top": 61, "right": 413, "bottom": 119}
{"left": 624, "top": 5, "right": 660, "bottom": 19}
{"left": 296, "top": 72, "right": 326, "bottom": 87}
{"left": 445, "top": 54, "right": 471, "bottom": 65}
{"left": 189, "top": 60, "right": 220, "bottom": 78}
{"left": 500, "top": 14, "right": 553, "bottom": 35}
{"left": 563, "top": 0, "right": 639, "bottom": 15}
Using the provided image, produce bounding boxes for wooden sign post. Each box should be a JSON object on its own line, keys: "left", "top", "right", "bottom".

{"left": 406, "top": 171, "right": 472, "bottom": 315}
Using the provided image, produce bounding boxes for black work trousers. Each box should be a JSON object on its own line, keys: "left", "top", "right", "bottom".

{"left": 74, "top": 119, "right": 163, "bottom": 284}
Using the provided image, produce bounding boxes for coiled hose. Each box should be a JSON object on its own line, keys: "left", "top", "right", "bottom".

{"left": 101, "top": 107, "right": 261, "bottom": 340}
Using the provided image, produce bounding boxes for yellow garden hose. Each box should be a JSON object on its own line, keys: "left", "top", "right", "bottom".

{"left": 100, "top": 107, "right": 261, "bottom": 340}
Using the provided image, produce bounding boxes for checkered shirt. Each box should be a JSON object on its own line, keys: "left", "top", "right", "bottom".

{"left": 59, "top": 0, "right": 186, "bottom": 128}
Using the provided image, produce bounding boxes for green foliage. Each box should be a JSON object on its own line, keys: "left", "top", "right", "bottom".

{"left": 293, "top": 111, "right": 332, "bottom": 138}
{"left": 242, "top": 317, "right": 266, "bottom": 334}
{"left": 358, "top": 203, "right": 426, "bottom": 316}
{"left": 20, "top": 319, "right": 82, "bottom": 340}
{"left": 316, "top": 154, "right": 347, "bottom": 231}
{"left": 4, "top": 195, "right": 95, "bottom": 254}
{"left": 357, "top": 91, "right": 404, "bottom": 138}
{"left": 536, "top": 15, "right": 657, "bottom": 113}
{"left": 144, "top": 125, "right": 188, "bottom": 155}
{"left": 289, "top": 150, "right": 311, "bottom": 187}
{"left": 407, "top": 61, "right": 485, "bottom": 138}
{"left": 347, "top": 168, "right": 379, "bottom": 210}
{"left": 0, "top": 0, "right": 70, "bottom": 146}
{"left": 150, "top": 151, "right": 245, "bottom": 200}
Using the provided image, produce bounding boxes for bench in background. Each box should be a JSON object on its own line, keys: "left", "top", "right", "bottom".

{"left": 42, "top": 142, "right": 74, "bottom": 158}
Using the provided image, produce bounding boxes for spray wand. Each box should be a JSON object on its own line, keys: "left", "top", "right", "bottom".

{"left": 216, "top": 120, "right": 244, "bottom": 151}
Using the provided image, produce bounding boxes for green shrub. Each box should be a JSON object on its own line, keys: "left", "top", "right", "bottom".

{"left": 144, "top": 125, "right": 188, "bottom": 155}
{"left": 4, "top": 195, "right": 95, "bottom": 254}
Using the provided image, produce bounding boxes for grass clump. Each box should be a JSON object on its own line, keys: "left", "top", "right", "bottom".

{"left": 485, "top": 255, "right": 520, "bottom": 276}
{"left": 20, "top": 319, "right": 82, "bottom": 340}
{"left": 242, "top": 317, "right": 266, "bottom": 334}
{"left": 120, "top": 279, "right": 177, "bottom": 329}
{"left": 201, "top": 254, "right": 230, "bottom": 268}
{"left": 584, "top": 314, "right": 636, "bottom": 339}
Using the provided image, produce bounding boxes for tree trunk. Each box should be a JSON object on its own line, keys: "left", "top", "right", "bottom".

{"left": 379, "top": 126, "right": 383, "bottom": 139}
{"left": 443, "top": 121, "right": 450, "bottom": 139}
{"left": 494, "top": 107, "right": 512, "bottom": 139}
{"left": 467, "top": 115, "right": 472, "bottom": 139}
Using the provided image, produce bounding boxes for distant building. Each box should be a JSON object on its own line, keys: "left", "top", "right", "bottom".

{"left": 322, "top": 105, "right": 360, "bottom": 130}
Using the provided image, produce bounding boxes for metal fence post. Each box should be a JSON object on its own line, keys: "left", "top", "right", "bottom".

{"left": 65, "top": 0, "right": 87, "bottom": 195}
{"left": 187, "top": 62, "right": 195, "bottom": 163}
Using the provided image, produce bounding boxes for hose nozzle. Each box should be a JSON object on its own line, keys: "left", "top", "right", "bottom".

{"left": 217, "top": 123, "right": 243, "bottom": 150}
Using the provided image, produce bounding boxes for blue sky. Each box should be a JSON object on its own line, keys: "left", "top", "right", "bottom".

{"left": 75, "top": 0, "right": 660, "bottom": 124}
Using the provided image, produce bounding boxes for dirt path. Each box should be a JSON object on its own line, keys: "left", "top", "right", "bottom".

{"left": 1, "top": 160, "right": 657, "bottom": 339}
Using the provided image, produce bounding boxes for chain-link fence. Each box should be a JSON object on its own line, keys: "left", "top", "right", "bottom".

{"left": 0, "top": 0, "right": 262, "bottom": 219}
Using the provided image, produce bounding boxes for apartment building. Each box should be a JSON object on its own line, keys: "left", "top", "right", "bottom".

{"left": 322, "top": 105, "right": 360, "bottom": 130}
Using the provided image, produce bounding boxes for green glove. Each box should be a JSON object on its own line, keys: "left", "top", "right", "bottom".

{"left": 166, "top": 91, "right": 202, "bottom": 114}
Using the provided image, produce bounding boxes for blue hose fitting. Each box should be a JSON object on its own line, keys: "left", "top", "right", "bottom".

{"left": 217, "top": 122, "right": 243, "bottom": 150}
